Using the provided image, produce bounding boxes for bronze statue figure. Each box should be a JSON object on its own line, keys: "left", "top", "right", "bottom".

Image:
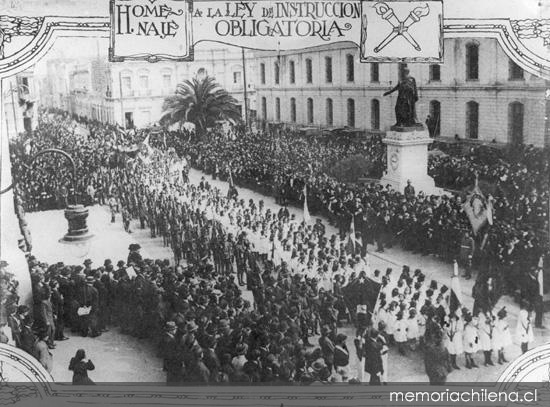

{"left": 383, "top": 68, "right": 419, "bottom": 128}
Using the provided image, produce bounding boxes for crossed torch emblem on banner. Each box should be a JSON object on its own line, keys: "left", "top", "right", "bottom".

{"left": 373, "top": 2, "right": 430, "bottom": 53}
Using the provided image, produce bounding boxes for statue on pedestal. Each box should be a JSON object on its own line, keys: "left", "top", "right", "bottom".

{"left": 383, "top": 68, "right": 420, "bottom": 128}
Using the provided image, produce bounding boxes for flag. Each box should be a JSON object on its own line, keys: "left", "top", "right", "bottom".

{"left": 449, "top": 260, "right": 463, "bottom": 314}
{"left": 347, "top": 215, "right": 362, "bottom": 254}
{"left": 303, "top": 185, "right": 311, "bottom": 224}
{"left": 342, "top": 276, "right": 381, "bottom": 323}
{"left": 226, "top": 166, "right": 237, "bottom": 199}
{"left": 462, "top": 178, "right": 490, "bottom": 235}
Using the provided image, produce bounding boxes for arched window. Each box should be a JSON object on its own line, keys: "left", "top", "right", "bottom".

{"left": 275, "top": 97, "right": 281, "bottom": 121}
{"left": 346, "top": 54, "right": 354, "bottom": 82}
{"left": 428, "top": 100, "right": 441, "bottom": 137}
{"left": 508, "top": 102, "right": 524, "bottom": 144}
{"left": 466, "top": 101, "right": 479, "bottom": 139}
{"left": 260, "top": 63, "right": 266, "bottom": 84}
{"left": 466, "top": 43, "right": 479, "bottom": 80}
{"left": 325, "top": 56, "right": 333, "bottom": 83}
{"left": 370, "top": 63, "right": 379, "bottom": 82}
{"left": 509, "top": 60, "right": 524, "bottom": 80}
{"left": 305, "top": 58, "right": 313, "bottom": 83}
{"left": 120, "top": 69, "right": 133, "bottom": 96}
{"left": 429, "top": 65, "right": 441, "bottom": 82}
{"left": 274, "top": 62, "right": 280, "bottom": 85}
{"left": 326, "top": 98, "right": 333, "bottom": 126}
{"left": 290, "top": 98, "right": 296, "bottom": 122}
{"left": 161, "top": 68, "right": 173, "bottom": 89}
{"left": 261, "top": 97, "right": 267, "bottom": 120}
{"left": 347, "top": 98, "right": 355, "bottom": 127}
{"left": 289, "top": 60, "right": 295, "bottom": 84}
{"left": 371, "top": 99, "right": 380, "bottom": 130}
{"left": 138, "top": 69, "right": 150, "bottom": 89}
{"left": 307, "top": 98, "right": 314, "bottom": 124}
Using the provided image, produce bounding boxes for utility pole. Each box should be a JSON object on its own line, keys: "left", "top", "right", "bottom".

{"left": 241, "top": 47, "right": 249, "bottom": 130}
{"left": 9, "top": 81, "right": 18, "bottom": 136}
{"left": 118, "top": 70, "right": 125, "bottom": 129}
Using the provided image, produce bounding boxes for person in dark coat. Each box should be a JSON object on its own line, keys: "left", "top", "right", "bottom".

{"left": 127, "top": 244, "right": 143, "bottom": 266}
{"left": 69, "top": 349, "right": 95, "bottom": 384}
{"left": 19, "top": 315, "right": 36, "bottom": 355}
{"left": 76, "top": 276, "right": 99, "bottom": 337}
{"left": 424, "top": 330, "right": 450, "bottom": 385}
{"left": 318, "top": 325, "right": 335, "bottom": 373}
{"left": 37, "top": 286, "right": 55, "bottom": 349}
{"left": 363, "top": 328, "right": 383, "bottom": 385}
{"left": 50, "top": 280, "right": 69, "bottom": 341}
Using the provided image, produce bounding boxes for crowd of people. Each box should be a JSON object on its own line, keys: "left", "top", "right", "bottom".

{"left": 3, "top": 110, "right": 547, "bottom": 384}
{"left": 154, "top": 126, "right": 549, "bottom": 296}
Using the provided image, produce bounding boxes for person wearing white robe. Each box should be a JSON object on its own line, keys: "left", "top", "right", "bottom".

{"left": 445, "top": 312, "right": 463, "bottom": 370}
{"left": 494, "top": 307, "right": 512, "bottom": 364}
{"left": 516, "top": 303, "right": 534, "bottom": 354}
{"left": 462, "top": 313, "right": 479, "bottom": 369}
{"left": 478, "top": 311, "right": 496, "bottom": 366}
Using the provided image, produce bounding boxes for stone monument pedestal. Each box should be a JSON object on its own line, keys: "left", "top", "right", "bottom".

{"left": 380, "top": 125, "right": 442, "bottom": 196}
{"left": 60, "top": 204, "right": 94, "bottom": 243}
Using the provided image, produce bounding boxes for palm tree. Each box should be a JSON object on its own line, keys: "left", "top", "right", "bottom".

{"left": 161, "top": 75, "right": 242, "bottom": 135}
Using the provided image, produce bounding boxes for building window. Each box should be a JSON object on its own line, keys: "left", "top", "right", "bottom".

{"left": 428, "top": 100, "right": 441, "bottom": 137}
{"left": 122, "top": 76, "right": 132, "bottom": 91}
{"left": 289, "top": 60, "right": 295, "bottom": 84}
{"left": 275, "top": 97, "right": 281, "bottom": 121}
{"left": 346, "top": 54, "right": 355, "bottom": 82}
{"left": 347, "top": 98, "right": 355, "bottom": 127}
{"left": 162, "top": 74, "right": 172, "bottom": 88}
{"left": 398, "top": 63, "right": 408, "bottom": 80}
{"left": 307, "top": 98, "right": 314, "bottom": 124}
{"left": 371, "top": 99, "right": 380, "bottom": 130}
{"left": 370, "top": 63, "right": 379, "bottom": 82}
{"left": 429, "top": 65, "right": 441, "bottom": 82}
{"left": 274, "top": 62, "right": 280, "bottom": 85}
{"left": 326, "top": 98, "right": 333, "bottom": 126}
{"left": 290, "top": 98, "right": 296, "bottom": 122}
{"left": 509, "top": 60, "right": 524, "bottom": 80}
{"left": 466, "top": 43, "right": 479, "bottom": 80}
{"left": 233, "top": 71, "right": 242, "bottom": 84}
{"left": 260, "top": 63, "right": 266, "bottom": 84}
{"left": 325, "top": 57, "right": 332, "bottom": 83}
{"left": 261, "top": 97, "right": 267, "bottom": 120}
{"left": 508, "top": 101, "right": 524, "bottom": 144}
{"left": 306, "top": 58, "right": 313, "bottom": 84}
{"left": 139, "top": 75, "right": 149, "bottom": 89}
{"left": 466, "top": 101, "right": 479, "bottom": 139}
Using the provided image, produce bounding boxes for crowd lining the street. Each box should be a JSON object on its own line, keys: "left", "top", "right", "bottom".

{"left": 1, "top": 110, "right": 547, "bottom": 384}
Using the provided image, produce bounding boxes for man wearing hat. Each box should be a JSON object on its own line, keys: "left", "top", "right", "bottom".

{"left": 76, "top": 275, "right": 99, "bottom": 337}
{"left": 127, "top": 244, "right": 142, "bottom": 266}
{"left": 160, "top": 321, "right": 184, "bottom": 383}
{"left": 333, "top": 333, "right": 350, "bottom": 382}
{"left": 83, "top": 259, "right": 93, "bottom": 275}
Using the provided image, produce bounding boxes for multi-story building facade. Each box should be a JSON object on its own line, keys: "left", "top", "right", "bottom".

{"left": 3, "top": 69, "right": 39, "bottom": 138}
{"left": 40, "top": 45, "right": 256, "bottom": 129}
{"left": 254, "top": 38, "right": 550, "bottom": 146}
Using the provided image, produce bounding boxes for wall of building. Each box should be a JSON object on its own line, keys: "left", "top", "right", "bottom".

{"left": 39, "top": 45, "right": 257, "bottom": 129}
{"left": 254, "top": 38, "right": 548, "bottom": 146}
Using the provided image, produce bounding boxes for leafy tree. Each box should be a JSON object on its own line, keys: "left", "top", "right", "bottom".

{"left": 161, "top": 75, "right": 242, "bottom": 135}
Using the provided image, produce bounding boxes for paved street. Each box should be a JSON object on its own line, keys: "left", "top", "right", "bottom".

{"left": 23, "top": 167, "right": 549, "bottom": 382}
